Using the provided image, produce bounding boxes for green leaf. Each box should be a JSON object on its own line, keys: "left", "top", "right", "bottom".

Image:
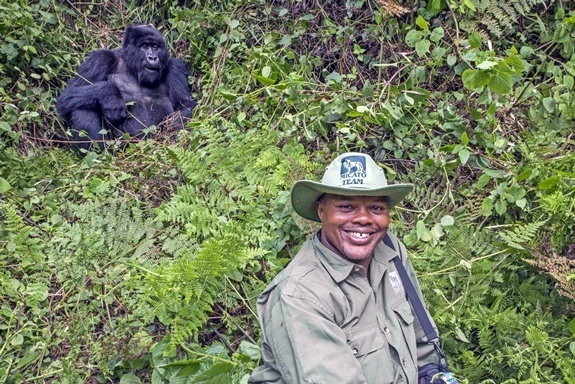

{"left": 405, "top": 29, "right": 422, "bottom": 47}
{"left": 542, "top": 97, "right": 555, "bottom": 113}
{"left": 325, "top": 71, "right": 342, "bottom": 85}
{"left": 261, "top": 66, "right": 272, "bottom": 78}
{"left": 416, "top": 15, "right": 429, "bottom": 30}
{"left": 495, "top": 199, "right": 507, "bottom": 215}
{"left": 564, "top": 75, "right": 574, "bottom": 89}
{"left": 120, "top": 373, "right": 142, "bottom": 384}
{"left": 11, "top": 334, "right": 24, "bottom": 346}
{"left": 504, "top": 54, "right": 525, "bottom": 73}
{"left": 516, "top": 169, "right": 533, "bottom": 181}
{"left": 476, "top": 174, "right": 490, "bottom": 189}
{"left": 463, "top": 0, "right": 476, "bottom": 11}
{"left": 238, "top": 340, "right": 262, "bottom": 360}
{"left": 482, "top": 197, "right": 493, "bottom": 216}
{"left": 538, "top": 176, "right": 560, "bottom": 190}
{"left": 0, "top": 177, "right": 11, "bottom": 193}
{"left": 461, "top": 131, "right": 469, "bottom": 145}
{"left": 192, "top": 362, "right": 235, "bottom": 383}
{"left": 462, "top": 69, "right": 490, "bottom": 89}
{"left": 477, "top": 60, "right": 498, "bottom": 70}
{"left": 432, "top": 46, "right": 447, "bottom": 59}
{"left": 458, "top": 148, "right": 470, "bottom": 165}
{"left": 455, "top": 327, "right": 469, "bottom": 343}
{"left": 441, "top": 215, "right": 455, "bottom": 226}
{"left": 0, "top": 121, "right": 12, "bottom": 132}
{"left": 362, "top": 80, "right": 374, "bottom": 97}
{"left": 468, "top": 32, "right": 482, "bottom": 48}
{"left": 430, "top": 27, "right": 444, "bottom": 43}
{"left": 568, "top": 318, "right": 575, "bottom": 336}
{"left": 488, "top": 71, "right": 513, "bottom": 94}
{"left": 279, "top": 34, "right": 292, "bottom": 46}
{"left": 515, "top": 198, "right": 527, "bottom": 209}
{"left": 217, "top": 88, "right": 238, "bottom": 101}
{"left": 415, "top": 39, "right": 431, "bottom": 57}
{"left": 256, "top": 75, "right": 276, "bottom": 86}
{"left": 416, "top": 221, "right": 432, "bottom": 242}
{"left": 428, "top": 0, "right": 443, "bottom": 13}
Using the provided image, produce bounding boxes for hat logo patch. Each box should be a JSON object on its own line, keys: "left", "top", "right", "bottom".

{"left": 341, "top": 156, "right": 367, "bottom": 185}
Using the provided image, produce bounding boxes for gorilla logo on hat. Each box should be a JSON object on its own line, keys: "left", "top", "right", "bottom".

{"left": 341, "top": 156, "right": 367, "bottom": 185}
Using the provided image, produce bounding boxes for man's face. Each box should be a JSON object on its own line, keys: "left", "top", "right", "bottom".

{"left": 316, "top": 194, "right": 389, "bottom": 268}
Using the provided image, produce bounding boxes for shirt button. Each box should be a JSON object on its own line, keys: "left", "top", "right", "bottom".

{"left": 402, "top": 358, "right": 407, "bottom": 367}
{"left": 352, "top": 347, "right": 358, "bottom": 355}
{"left": 383, "top": 326, "right": 389, "bottom": 332}
{"left": 353, "top": 266, "right": 361, "bottom": 272}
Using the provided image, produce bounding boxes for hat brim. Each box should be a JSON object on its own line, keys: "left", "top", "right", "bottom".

{"left": 291, "top": 180, "right": 414, "bottom": 222}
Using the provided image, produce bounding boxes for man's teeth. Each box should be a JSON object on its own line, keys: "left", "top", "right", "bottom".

{"left": 349, "top": 232, "right": 369, "bottom": 239}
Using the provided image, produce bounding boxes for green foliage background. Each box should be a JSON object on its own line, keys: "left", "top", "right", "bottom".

{"left": 1, "top": 0, "right": 575, "bottom": 383}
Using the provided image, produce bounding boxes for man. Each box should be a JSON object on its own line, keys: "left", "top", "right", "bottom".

{"left": 248, "top": 152, "right": 446, "bottom": 384}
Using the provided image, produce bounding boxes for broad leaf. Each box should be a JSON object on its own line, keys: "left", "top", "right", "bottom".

{"left": 488, "top": 71, "right": 513, "bottom": 94}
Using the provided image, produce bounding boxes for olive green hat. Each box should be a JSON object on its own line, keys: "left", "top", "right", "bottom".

{"left": 291, "top": 152, "right": 414, "bottom": 222}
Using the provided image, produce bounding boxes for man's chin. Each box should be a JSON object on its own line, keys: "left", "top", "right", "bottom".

{"left": 341, "top": 246, "right": 375, "bottom": 263}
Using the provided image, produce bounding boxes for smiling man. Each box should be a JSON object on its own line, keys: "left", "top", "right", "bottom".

{"left": 248, "top": 152, "right": 447, "bottom": 384}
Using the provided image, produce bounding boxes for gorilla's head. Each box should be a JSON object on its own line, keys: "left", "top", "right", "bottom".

{"left": 123, "top": 24, "right": 169, "bottom": 88}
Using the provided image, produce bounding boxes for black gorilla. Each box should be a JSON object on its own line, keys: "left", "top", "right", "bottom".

{"left": 57, "top": 24, "right": 196, "bottom": 150}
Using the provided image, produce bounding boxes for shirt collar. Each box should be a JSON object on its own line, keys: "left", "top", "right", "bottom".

{"left": 311, "top": 232, "right": 400, "bottom": 283}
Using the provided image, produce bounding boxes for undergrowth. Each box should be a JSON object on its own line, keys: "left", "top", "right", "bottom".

{"left": 1, "top": 0, "right": 574, "bottom": 383}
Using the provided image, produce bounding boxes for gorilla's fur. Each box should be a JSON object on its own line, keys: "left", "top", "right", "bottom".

{"left": 56, "top": 24, "right": 196, "bottom": 150}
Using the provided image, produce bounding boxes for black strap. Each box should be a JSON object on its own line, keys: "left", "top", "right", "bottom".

{"left": 383, "top": 234, "right": 448, "bottom": 370}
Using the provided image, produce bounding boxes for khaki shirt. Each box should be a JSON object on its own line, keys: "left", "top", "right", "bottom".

{"left": 248, "top": 231, "right": 440, "bottom": 384}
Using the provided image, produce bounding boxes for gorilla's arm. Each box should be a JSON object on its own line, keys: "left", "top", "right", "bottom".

{"left": 166, "top": 58, "right": 197, "bottom": 118}
{"left": 56, "top": 50, "right": 127, "bottom": 124}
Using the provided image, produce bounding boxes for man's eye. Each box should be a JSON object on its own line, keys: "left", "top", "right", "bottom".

{"left": 338, "top": 205, "right": 354, "bottom": 210}
{"left": 372, "top": 206, "right": 386, "bottom": 212}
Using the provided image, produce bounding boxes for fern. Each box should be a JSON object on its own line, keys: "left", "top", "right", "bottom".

{"left": 0, "top": 203, "right": 49, "bottom": 302}
{"left": 466, "top": 0, "right": 550, "bottom": 39}
{"left": 50, "top": 199, "right": 159, "bottom": 284}
{"left": 0, "top": 203, "right": 48, "bottom": 283}
{"left": 498, "top": 220, "right": 546, "bottom": 250}
{"left": 143, "top": 221, "right": 267, "bottom": 351}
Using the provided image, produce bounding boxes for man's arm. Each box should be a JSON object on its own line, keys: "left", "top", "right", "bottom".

{"left": 261, "top": 293, "right": 370, "bottom": 384}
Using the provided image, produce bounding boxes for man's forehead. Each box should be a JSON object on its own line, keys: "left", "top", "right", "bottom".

{"left": 322, "top": 194, "right": 389, "bottom": 202}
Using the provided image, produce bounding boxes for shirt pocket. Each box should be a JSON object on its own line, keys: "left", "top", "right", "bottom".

{"left": 392, "top": 300, "right": 417, "bottom": 361}
{"left": 347, "top": 327, "right": 395, "bottom": 383}
{"left": 346, "top": 326, "right": 385, "bottom": 358}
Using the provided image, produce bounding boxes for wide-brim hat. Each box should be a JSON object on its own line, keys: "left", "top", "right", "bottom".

{"left": 291, "top": 152, "right": 414, "bottom": 222}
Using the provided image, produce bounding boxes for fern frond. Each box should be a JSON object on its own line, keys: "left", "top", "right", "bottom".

{"left": 0, "top": 203, "right": 46, "bottom": 269}
{"left": 498, "top": 220, "right": 546, "bottom": 250}
{"left": 472, "top": 0, "right": 551, "bottom": 39}
{"left": 144, "top": 221, "right": 268, "bottom": 347}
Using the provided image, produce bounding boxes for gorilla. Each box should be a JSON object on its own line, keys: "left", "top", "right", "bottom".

{"left": 56, "top": 24, "right": 196, "bottom": 150}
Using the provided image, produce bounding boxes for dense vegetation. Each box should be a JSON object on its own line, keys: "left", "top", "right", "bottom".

{"left": 1, "top": 0, "right": 574, "bottom": 383}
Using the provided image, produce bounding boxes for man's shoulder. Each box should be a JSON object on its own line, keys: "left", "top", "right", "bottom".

{"left": 260, "top": 239, "right": 336, "bottom": 300}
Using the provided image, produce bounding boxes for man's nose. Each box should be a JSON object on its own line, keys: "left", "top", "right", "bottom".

{"left": 352, "top": 207, "right": 372, "bottom": 224}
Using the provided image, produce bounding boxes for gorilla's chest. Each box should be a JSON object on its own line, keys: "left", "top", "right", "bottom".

{"left": 108, "top": 72, "right": 174, "bottom": 132}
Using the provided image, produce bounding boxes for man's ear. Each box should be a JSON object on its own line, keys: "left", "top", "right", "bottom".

{"left": 316, "top": 200, "right": 324, "bottom": 221}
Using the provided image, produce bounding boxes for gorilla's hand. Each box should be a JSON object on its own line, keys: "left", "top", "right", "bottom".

{"left": 98, "top": 82, "right": 127, "bottom": 124}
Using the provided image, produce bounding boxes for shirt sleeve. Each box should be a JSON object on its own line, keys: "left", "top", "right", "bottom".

{"left": 266, "top": 292, "right": 369, "bottom": 384}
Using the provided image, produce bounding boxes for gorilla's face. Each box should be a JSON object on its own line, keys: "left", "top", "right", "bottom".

{"left": 123, "top": 25, "right": 168, "bottom": 88}
{"left": 136, "top": 37, "right": 168, "bottom": 87}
